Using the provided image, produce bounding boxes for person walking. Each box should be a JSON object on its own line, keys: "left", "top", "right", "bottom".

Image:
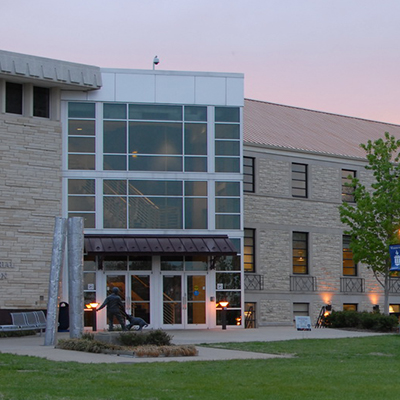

{"left": 96, "top": 287, "right": 127, "bottom": 331}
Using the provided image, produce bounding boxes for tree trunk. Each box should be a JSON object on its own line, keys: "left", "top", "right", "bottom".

{"left": 383, "top": 271, "right": 390, "bottom": 315}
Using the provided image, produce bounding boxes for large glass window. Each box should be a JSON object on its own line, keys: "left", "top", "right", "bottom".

{"left": 215, "top": 107, "right": 240, "bottom": 173}
{"left": 68, "top": 103, "right": 96, "bottom": 170}
{"left": 342, "top": 169, "right": 356, "bottom": 203}
{"left": 6, "top": 82, "right": 23, "bottom": 114}
{"left": 101, "top": 103, "right": 208, "bottom": 172}
{"left": 244, "top": 228, "right": 255, "bottom": 272}
{"left": 243, "top": 157, "right": 255, "bottom": 192}
{"left": 215, "top": 181, "right": 241, "bottom": 229}
{"left": 100, "top": 179, "right": 208, "bottom": 230}
{"left": 33, "top": 86, "right": 50, "bottom": 118}
{"left": 293, "top": 232, "right": 308, "bottom": 274}
{"left": 343, "top": 235, "right": 357, "bottom": 276}
{"left": 292, "top": 163, "right": 307, "bottom": 198}
{"left": 68, "top": 179, "right": 96, "bottom": 228}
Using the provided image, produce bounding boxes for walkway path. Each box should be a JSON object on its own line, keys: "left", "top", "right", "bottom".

{"left": 0, "top": 326, "right": 386, "bottom": 364}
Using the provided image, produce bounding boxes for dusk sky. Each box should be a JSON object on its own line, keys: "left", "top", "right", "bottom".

{"left": 2, "top": 1, "right": 400, "bottom": 124}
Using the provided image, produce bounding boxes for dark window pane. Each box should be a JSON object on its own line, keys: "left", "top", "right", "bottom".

{"left": 104, "top": 103, "right": 127, "bottom": 119}
{"left": 215, "top": 157, "right": 240, "bottom": 172}
{"left": 215, "top": 124, "right": 240, "bottom": 139}
{"left": 129, "top": 180, "right": 182, "bottom": 196}
{"left": 185, "top": 181, "right": 207, "bottom": 196}
{"left": 184, "top": 124, "right": 207, "bottom": 155}
{"left": 68, "top": 137, "right": 95, "bottom": 153}
{"left": 68, "top": 212, "right": 95, "bottom": 228}
{"left": 68, "top": 196, "right": 95, "bottom": 211}
{"left": 104, "top": 121, "right": 127, "bottom": 153}
{"left": 129, "top": 155, "right": 182, "bottom": 171}
{"left": 103, "top": 197, "right": 127, "bottom": 228}
{"left": 68, "top": 179, "right": 95, "bottom": 194}
{"left": 216, "top": 255, "right": 241, "bottom": 271}
{"left": 185, "top": 198, "right": 207, "bottom": 229}
{"left": 216, "top": 273, "right": 241, "bottom": 289}
{"left": 216, "top": 198, "right": 240, "bottom": 213}
{"left": 244, "top": 157, "right": 255, "bottom": 193}
{"left": 68, "top": 120, "right": 95, "bottom": 136}
{"left": 216, "top": 215, "right": 240, "bottom": 229}
{"left": 184, "top": 106, "right": 207, "bottom": 121}
{"left": 6, "top": 82, "right": 23, "bottom": 114}
{"left": 33, "top": 86, "right": 50, "bottom": 118}
{"left": 104, "top": 180, "right": 127, "bottom": 195}
{"left": 215, "top": 182, "right": 240, "bottom": 196}
{"left": 215, "top": 141, "right": 240, "bottom": 156}
{"left": 129, "top": 122, "right": 182, "bottom": 154}
{"left": 215, "top": 107, "right": 240, "bottom": 122}
{"left": 68, "top": 102, "right": 95, "bottom": 118}
{"left": 129, "top": 104, "right": 182, "bottom": 120}
{"left": 68, "top": 154, "right": 95, "bottom": 170}
{"left": 184, "top": 157, "right": 207, "bottom": 172}
{"left": 104, "top": 155, "right": 127, "bottom": 170}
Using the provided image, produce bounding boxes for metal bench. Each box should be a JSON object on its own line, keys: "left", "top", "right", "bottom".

{"left": 0, "top": 311, "right": 47, "bottom": 335}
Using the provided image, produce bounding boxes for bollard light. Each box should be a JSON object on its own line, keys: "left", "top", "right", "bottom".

{"left": 85, "top": 302, "right": 99, "bottom": 331}
{"left": 219, "top": 300, "right": 229, "bottom": 330}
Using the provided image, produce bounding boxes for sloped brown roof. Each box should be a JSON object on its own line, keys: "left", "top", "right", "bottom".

{"left": 244, "top": 99, "right": 400, "bottom": 159}
{"left": 84, "top": 235, "right": 237, "bottom": 256}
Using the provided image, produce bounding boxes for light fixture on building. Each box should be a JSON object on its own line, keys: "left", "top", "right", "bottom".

{"left": 153, "top": 55, "right": 160, "bottom": 70}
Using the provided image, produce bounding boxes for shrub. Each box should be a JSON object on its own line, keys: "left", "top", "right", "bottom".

{"left": 118, "top": 329, "right": 172, "bottom": 347}
{"left": 57, "top": 337, "right": 123, "bottom": 353}
{"left": 0, "top": 330, "right": 37, "bottom": 338}
{"left": 325, "top": 310, "right": 398, "bottom": 332}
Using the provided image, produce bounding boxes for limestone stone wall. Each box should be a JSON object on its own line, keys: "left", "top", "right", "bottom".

{"left": 0, "top": 113, "right": 62, "bottom": 309}
{"left": 244, "top": 150, "right": 395, "bottom": 326}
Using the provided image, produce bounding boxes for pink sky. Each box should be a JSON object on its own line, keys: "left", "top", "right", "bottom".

{"left": 2, "top": 0, "right": 400, "bottom": 124}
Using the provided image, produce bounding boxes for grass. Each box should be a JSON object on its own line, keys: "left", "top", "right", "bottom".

{"left": 1, "top": 335, "right": 400, "bottom": 399}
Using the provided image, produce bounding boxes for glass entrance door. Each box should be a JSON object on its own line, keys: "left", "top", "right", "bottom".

{"left": 162, "top": 273, "right": 206, "bottom": 327}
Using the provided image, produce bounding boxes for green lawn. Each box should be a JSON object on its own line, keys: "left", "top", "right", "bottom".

{"left": 1, "top": 335, "right": 399, "bottom": 400}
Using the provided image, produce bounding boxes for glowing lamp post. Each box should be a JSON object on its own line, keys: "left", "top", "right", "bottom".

{"left": 219, "top": 300, "right": 229, "bottom": 330}
{"left": 85, "top": 302, "right": 99, "bottom": 331}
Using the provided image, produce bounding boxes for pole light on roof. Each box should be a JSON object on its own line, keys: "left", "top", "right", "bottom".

{"left": 153, "top": 55, "right": 159, "bottom": 70}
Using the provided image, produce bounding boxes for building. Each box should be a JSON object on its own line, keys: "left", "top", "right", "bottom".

{"left": 1, "top": 49, "right": 400, "bottom": 330}
{"left": 243, "top": 99, "right": 400, "bottom": 326}
{"left": 0, "top": 50, "right": 244, "bottom": 330}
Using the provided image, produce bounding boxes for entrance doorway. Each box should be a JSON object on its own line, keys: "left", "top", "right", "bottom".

{"left": 162, "top": 273, "right": 206, "bottom": 328}
{"left": 106, "top": 273, "right": 151, "bottom": 324}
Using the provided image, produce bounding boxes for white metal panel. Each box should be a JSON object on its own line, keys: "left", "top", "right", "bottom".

{"left": 87, "top": 73, "right": 116, "bottom": 101}
{"left": 226, "top": 77, "right": 245, "bottom": 106}
{"left": 115, "top": 73, "right": 155, "bottom": 103}
{"left": 155, "top": 75, "right": 195, "bottom": 104}
{"left": 195, "top": 76, "right": 226, "bottom": 105}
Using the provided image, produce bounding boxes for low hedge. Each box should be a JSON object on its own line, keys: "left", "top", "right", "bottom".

{"left": 118, "top": 329, "right": 172, "bottom": 347}
{"left": 324, "top": 310, "right": 398, "bottom": 332}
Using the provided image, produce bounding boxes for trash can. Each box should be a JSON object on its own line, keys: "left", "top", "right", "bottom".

{"left": 58, "top": 302, "right": 69, "bottom": 331}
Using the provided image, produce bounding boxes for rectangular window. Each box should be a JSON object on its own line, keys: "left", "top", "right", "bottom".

{"left": 293, "top": 303, "right": 309, "bottom": 318}
{"left": 293, "top": 232, "right": 308, "bottom": 274}
{"left": 215, "top": 107, "right": 240, "bottom": 173}
{"left": 33, "top": 86, "right": 50, "bottom": 118}
{"left": 342, "top": 169, "right": 356, "bottom": 203}
{"left": 343, "top": 235, "right": 357, "bottom": 276}
{"left": 244, "top": 228, "right": 255, "bottom": 272}
{"left": 6, "top": 82, "right": 23, "bottom": 114}
{"left": 292, "top": 163, "right": 307, "bottom": 198}
{"left": 68, "top": 103, "right": 96, "bottom": 170}
{"left": 67, "top": 179, "right": 96, "bottom": 228}
{"left": 343, "top": 303, "right": 358, "bottom": 311}
{"left": 215, "top": 181, "right": 241, "bottom": 230}
{"left": 243, "top": 157, "right": 255, "bottom": 192}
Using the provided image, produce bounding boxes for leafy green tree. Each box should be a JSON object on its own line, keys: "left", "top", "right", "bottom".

{"left": 339, "top": 132, "right": 400, "bottom": 315}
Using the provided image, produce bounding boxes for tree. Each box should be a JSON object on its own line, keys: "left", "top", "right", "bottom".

{"left": 339, "top": 132, "right": 400, "bottom": 315}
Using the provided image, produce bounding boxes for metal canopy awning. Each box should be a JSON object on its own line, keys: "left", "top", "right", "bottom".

{"left": 84, "top": 235, "right": 238, "bottom": 256}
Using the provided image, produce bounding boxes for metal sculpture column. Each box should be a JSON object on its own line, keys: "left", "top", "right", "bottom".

{"left": 44, "top": 217, "right": 67, "bottom": 346}
{"left": 68, "top": 217, "right": 84, "bottom": 338}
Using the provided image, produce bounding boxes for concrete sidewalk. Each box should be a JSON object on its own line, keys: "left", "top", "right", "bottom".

{"left": 0, "top": 326, "right": 387, "bottom": 364}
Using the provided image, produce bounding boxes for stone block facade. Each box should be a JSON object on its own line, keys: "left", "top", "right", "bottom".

{"left": 244, "top": 149, "right": 400, "bottom": 326}
{"left": 0, "top": 113, "right": 62, "bottom": 309}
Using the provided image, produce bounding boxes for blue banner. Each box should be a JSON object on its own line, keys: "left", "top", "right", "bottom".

{"left": 389, "top": 244, "right": 400, "bottom": 271}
